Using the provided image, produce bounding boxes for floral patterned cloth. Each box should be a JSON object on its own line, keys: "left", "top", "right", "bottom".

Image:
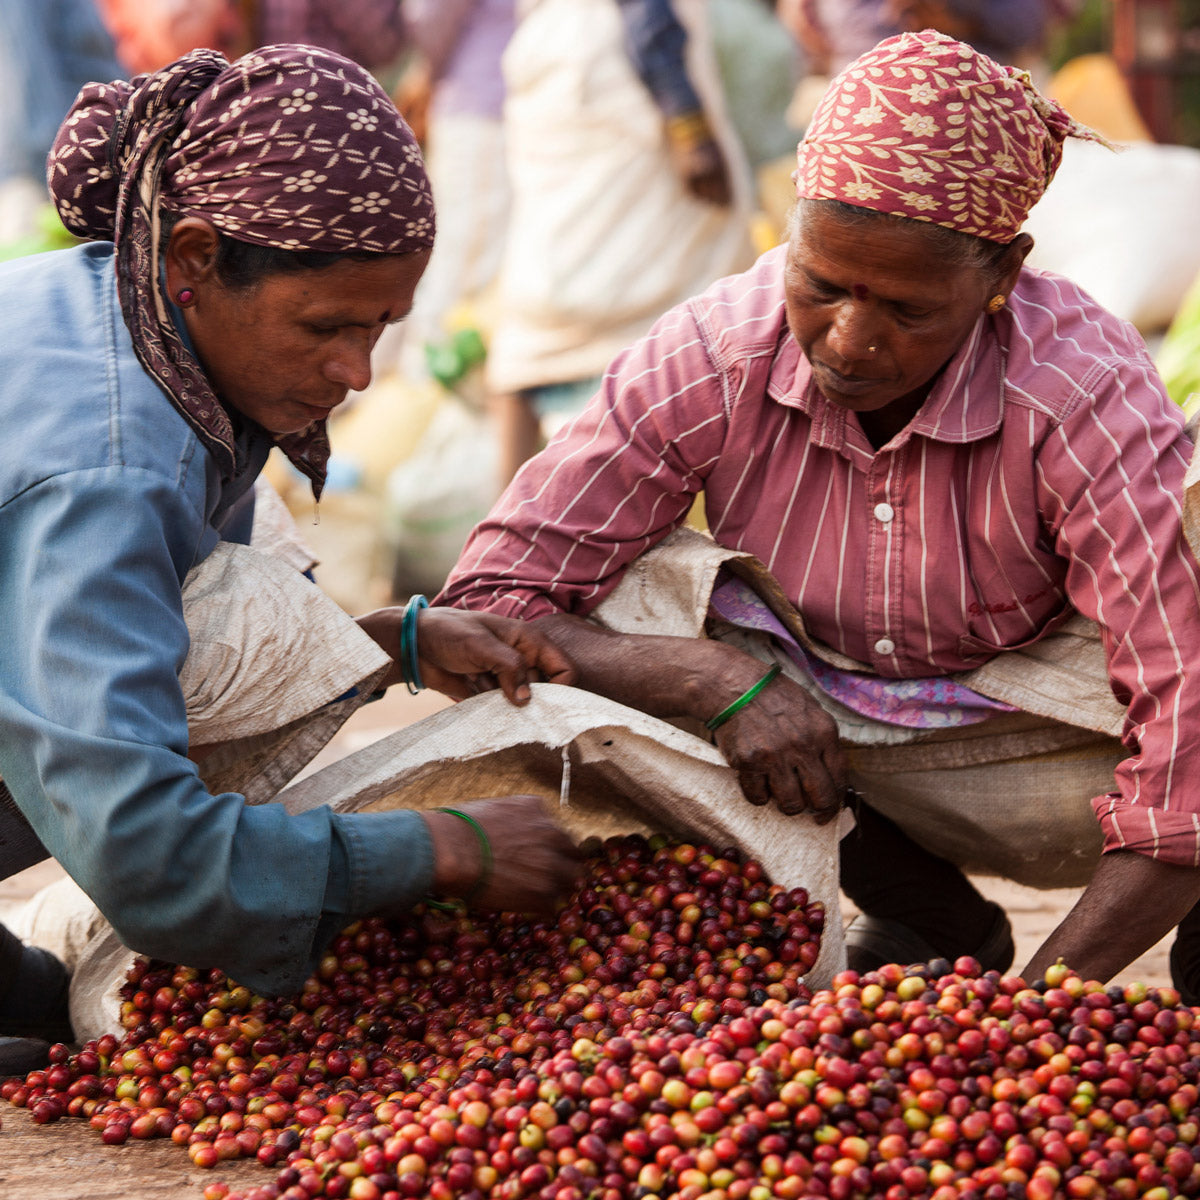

{"left": 710, "top": 576, "right": 1016, "bottom": 729}
{"left": 46, "top": 44, "right": 435, "bottom": 496}
{"left": 794, "top": 29, "right": 1105, "bottom": 243}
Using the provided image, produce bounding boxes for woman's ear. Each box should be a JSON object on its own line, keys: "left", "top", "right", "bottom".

{"left": 996, "top": 232, "right": 1034, "bottom": 295}
{"left": 163, "top": 216, "right": 223, "bottom": 300}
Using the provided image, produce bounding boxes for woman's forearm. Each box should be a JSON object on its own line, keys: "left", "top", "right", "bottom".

{"left": 533, "top": 612, "right": 772, "bottom": 725}
{"left": 1024, "top": 849, "right": 1200, "bottom": 984}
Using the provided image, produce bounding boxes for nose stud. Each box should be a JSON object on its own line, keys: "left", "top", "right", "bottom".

{"left": 867, "top": 344, "right": 878, "bottom": 355}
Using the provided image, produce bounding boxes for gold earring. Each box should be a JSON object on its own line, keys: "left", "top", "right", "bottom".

{"left": 986, "top": 294, "right": 1006, "bottom": 314}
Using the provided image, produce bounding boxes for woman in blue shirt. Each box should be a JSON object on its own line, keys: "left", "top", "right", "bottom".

{"left": 0, "top": 44, "right": 580, "bottom": 1070}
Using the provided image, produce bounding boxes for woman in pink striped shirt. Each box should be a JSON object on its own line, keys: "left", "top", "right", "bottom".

{"left": 441, "top": 31, "right": 1200, "bottom": 992}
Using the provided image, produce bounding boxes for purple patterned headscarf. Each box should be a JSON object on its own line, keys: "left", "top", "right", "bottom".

{"left": 46, "top": 44, "right": 436, "bottom": 496}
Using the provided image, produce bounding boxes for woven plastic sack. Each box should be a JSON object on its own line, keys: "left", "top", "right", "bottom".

{"left": 60, "top": 541, "right": 850, "bottom": 1041}
{"left": 65, "top": 690, "right": 848, "bottom": 1042}
{"left": 846, "top": 730, "right": 1119, "bottom": 888}
{"left": 277, "top": 684, "right": 850, "bottom": 981}
{"left": 51, "top": 527, "right": 391, "bottom": 1041}
{"left": 586, "top": 526, "right": 1127, "bottom": 890}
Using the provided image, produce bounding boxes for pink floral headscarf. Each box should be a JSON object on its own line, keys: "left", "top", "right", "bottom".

{"left": 47, "top": 44, "right": 435, "bottom": 497}
{"left": 794, "top": 30, "right": 1105, "bottom": 243}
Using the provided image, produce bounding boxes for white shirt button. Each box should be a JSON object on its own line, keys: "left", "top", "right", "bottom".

{"left": 874, "top": 637, "right": 896, "bottom": 656}
{"left": 874, "top": 502, "right": 895, "bottom": 523}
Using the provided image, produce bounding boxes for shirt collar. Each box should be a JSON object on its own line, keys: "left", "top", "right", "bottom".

{"left": 768, "top": 314, "right": 1005, "bottom": 455}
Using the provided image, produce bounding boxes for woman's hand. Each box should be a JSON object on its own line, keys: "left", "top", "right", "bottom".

{"left": 423, "top": 796, "right": 583, "bottom": 915}
{"left": 357, "top": 606, "right": 576, "bottom": 703}
{"left": 529, "top": 614, "right": 847, "bottom": 821}
{"left": 710, "top": 665, "right": 847, "bottom": 822}
{"left": 417, "top": 608, "right": 576, "bottom": 703}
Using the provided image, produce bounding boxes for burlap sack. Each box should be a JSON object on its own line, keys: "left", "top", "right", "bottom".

{"left": 4, "top": 485, "right": 388, "bottom": 1042}
{"left": 179, "top": 541, "right": 391, "bottom": 803}
{"left": 61, "top": 519, "right": 1136, "bottom": 1040}
{"left": 846, "top": 733, "right": 1119, "bottom": 888}
{"left": 68, "top": 719, "right": 848, "bottom": 1043}
{"left": 712, "top": 622, "right": 1119, "bottom": 888}
{"left": 60, "top": 529, "right": 854, "bottom": 1040}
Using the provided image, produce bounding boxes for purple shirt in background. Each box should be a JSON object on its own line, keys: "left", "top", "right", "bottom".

{"left": 406, "top": 0, "right": 514, "bottom": 120}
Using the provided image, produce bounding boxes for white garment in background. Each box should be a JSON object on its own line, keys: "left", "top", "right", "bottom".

{"left": 487, "top": 0, "right": 756, "bottom": 394}
{"left": 385, "top": 113, "right": 512, "bottom": 380}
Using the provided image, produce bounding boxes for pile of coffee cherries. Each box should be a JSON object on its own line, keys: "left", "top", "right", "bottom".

{"left": 2, "top": 834, "right": 825, "bottom": 1196}
{"left": 7, "top": 833, "right": 1200, "bottom": 1199}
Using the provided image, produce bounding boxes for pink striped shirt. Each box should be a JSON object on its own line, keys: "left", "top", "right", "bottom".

{"left": 441, "top": 245, "right": 1200, "bottom": 866}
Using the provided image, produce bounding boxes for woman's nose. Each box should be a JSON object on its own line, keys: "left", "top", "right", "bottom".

{"left": 325, "top": 331, "right": 374, "bottom": 392}
{"left": 826, "top": 303, "right": 878, "bottom": 363}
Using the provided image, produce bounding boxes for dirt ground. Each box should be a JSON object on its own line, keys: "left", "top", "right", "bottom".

{"left": 0, "top": 686, "right": 1174, "bottom": 990}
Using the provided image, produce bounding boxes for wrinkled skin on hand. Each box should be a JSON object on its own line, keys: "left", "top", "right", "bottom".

{"left": 424, "top": 795, "right": 583, "bottom": 916}
{"left": 357, "top": 606, "right": 576, "bottom": 703}
{"left": 524, "top": 613, "right": 848, "bottom": 821}
{"left": 417, "top": 608, "right": 577, "bottom": 702}
{"left": 711, "top": 670, "right": 846, "bottom": 822}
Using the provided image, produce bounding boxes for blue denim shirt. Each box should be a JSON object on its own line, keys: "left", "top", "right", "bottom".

{"left": 0, "top": 244, "right": 433, "bottom": 992}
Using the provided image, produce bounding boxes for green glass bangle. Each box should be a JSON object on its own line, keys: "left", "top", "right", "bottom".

{"left": 705, "top": 663, "right": 782, "bottom": 731}
{"left": 436, "top": 806, "right": 493, "bottom": 906}
{"left": 400, "top": 594, "right": 428, "bottom": 695}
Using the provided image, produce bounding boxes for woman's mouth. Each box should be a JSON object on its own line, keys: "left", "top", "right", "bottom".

{"left": 815, "top": 362, "right": 883, "bottom": 398}
{"left": 298, "top": 399, "right": 341, "bottom": 420}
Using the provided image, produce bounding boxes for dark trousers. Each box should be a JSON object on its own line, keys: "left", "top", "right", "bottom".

{"left": 0, "top": 921, "right": 71, "bottom": 1041}
{"left": 839, "top": 800, "right": 1011, "bottom": 967}
{"left": 843, "top": 799, "right": 1200, "bottom": 992}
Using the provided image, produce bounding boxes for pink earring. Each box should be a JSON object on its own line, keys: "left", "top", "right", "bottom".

{"left": 176, "top": 288, "right": 195, "bottom": 306}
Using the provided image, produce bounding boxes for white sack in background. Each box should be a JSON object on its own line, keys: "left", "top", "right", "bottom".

{"left": 1024, "top": 138, "right": 1200, "bottom": 334}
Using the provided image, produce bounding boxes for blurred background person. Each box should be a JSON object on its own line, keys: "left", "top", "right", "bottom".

{"left": 485, "top": 0, "right": 759, "bottom": 486}
{"left": 778, "top": 0, "right": 1076, "bottom": 85}
{"left": 374, "top": 0, "right": 802, "bottom": 605}
{"left": 710, "top": 0, "right": 805, "bottom": 176}
{"left": 96, "top": 0, "right": 410, "bottom": 77}
{"left": 0, "top": 0, "right": 122, "bottom": 241}
{"left": 386, "top": 0, "right": 517, "bottom": 385}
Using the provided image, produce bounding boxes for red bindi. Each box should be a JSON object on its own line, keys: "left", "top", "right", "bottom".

{"left": 853, "top": 283, "right": 870, "bottom": 301}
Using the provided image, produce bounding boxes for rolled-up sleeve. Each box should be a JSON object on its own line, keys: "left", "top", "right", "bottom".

{"left": 439, "top": 302, "right": 726, "bottom": 618}
{"left": 1036, "top": 361, "right": 1200, "bottom": 866}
